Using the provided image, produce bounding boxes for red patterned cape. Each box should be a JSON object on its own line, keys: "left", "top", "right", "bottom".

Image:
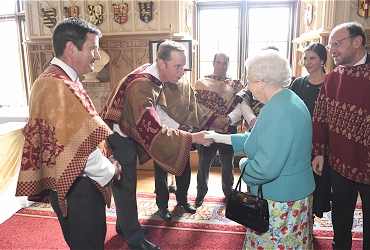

{"left": 100, "top": 64, "right": 192, "bottom": 176}
{"left": 312, "top": 64, "right": 370, "bottom": 184}
{"left": 195, "top": 74, "right": 243, "bottom": 133}
{"left": 16, "top": 65, "right": 113, "bottom": 217}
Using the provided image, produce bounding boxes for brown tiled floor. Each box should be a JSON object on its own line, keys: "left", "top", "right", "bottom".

{"left": 137, "top": 166, "right": 242, "bottom": 197}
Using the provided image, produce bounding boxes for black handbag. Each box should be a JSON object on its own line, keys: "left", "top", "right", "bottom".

{"left": 225, "top": 166, "right": 269, "bottom": 233}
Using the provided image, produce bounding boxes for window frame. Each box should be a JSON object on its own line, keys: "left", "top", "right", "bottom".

{"left": 245, "top": 1, "right": 296, "bottom": 62}
{"left": 195, "top": 0, "right": 296, "bottom": 82}
{"left": 195, "top": 1, "right": 247, "bottom": 80}
{"left": 0, "top": 0, "right": 28, "bottom": 106}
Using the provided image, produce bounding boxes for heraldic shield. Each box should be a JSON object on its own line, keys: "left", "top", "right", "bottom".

{"left": 41, "top": 8, "right": 56, "bottom": 28}
{"left": 88, "top": 5, "right": 103, "bottom": 25}
{"left": 358, "top": 0, "right": 370, "bottom": 18}
{"left": 113, "top": 3, "right": 128, "bottom": 24}
{"left": 64, "top": 6, "right": 79, "bottom": 18}
{"left": 138, "top": 1, "right": 153, "bottom": 23}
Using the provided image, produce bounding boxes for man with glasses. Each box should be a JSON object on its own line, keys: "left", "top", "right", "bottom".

{"left": 311, "top": 22, "right": 370, "bottom": 250}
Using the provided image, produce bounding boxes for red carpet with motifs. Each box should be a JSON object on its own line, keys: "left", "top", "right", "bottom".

{"left": 0, "top": 193, "right": 363, "bottom": 249}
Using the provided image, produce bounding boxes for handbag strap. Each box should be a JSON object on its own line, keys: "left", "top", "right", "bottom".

{"left": 235, "top": 165, "right": 264, "bottom": 199}
{"left": 257, "top": 184, "right": 264, "bottom": 199}
{"left": 234, "top": 165, "right": 247, "bottom": 192}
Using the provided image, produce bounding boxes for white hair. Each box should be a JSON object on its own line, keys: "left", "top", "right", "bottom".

{"left": 246, "top": 50, "right": 292, "bottom": 88}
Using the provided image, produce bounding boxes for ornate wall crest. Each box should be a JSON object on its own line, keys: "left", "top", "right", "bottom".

{"left": 64, "top": 6, "right": 79, "bottom": 18}
{"left": 304, "top": 4, "right": 313, "bottom": 26}
{"left": 138, "top": 1, "right": 153, "bottom": 23}
{"left": 88, "top": 4, "right": 103, "bottom": 25}
{"left": 41, "top": 8, "right": 56, "bottom": 28}
{"left": 358, "top": 0, "right": 370, "bottom": 18}
{"left": 113, "top": 3, "right": 128, "bottom": 24}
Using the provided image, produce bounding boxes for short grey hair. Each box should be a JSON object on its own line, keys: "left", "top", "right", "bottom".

{"left": 246, "top": 50, "right": 292, "bottom": 88}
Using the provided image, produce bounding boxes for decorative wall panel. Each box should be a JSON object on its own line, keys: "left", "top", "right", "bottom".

{"left": 25, "top": 0, "right": 193, "bottom": 39}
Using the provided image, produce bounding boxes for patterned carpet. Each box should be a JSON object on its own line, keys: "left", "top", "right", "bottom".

{"left": 18, "top": 193, "right": 246, "bottom": 233}
{"left": 16, "top": 193, "right": 364, "bottom": 248}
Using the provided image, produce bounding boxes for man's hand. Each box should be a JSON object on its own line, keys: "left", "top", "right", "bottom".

{"left": 213, "top": 115, "right": 228, "bottom": 128}
{"left": 192, "top": 131, "right": 214, "bottom": 147}
{"left": 312, "top": 155, "right": 324, "bottom": 176}
{"left": 161, "top": 124, "right": 169, "bottom": 133}
{"left": 109, "top": 156, "right": 122, "bottom": 181}
{"left": 178, "top": 124, "right": 190, "bottom": 131}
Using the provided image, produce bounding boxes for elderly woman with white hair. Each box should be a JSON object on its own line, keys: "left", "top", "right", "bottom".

{"left": 206, "top": 50, "right": 315, "bottom": 249}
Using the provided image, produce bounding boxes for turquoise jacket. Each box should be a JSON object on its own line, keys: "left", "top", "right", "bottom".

{"left": 231, "top": 89, "right": 315, "bottom": 202}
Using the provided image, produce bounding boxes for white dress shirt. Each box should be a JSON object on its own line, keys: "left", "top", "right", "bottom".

{"left": 227, "top": 102, "right": 257, "bottom": 128}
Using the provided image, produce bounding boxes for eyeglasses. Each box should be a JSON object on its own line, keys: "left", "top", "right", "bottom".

{"left": 325, "top": 36, "right": 355, "bottom": 51}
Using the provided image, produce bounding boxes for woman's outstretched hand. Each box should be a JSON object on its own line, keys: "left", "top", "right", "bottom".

{"left": 192, "top": 131, "right": 214, "bottom": 147}
{"left": 204, "top": 131, "right": 232, "bottom": 145}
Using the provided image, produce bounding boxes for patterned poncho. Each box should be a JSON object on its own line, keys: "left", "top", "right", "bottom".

{"left": 158, "top": 75, "right": 200, "bottom": 130}
{"left": 100, "top": 64, "right": 192, "bottom": 176}
{"left": 312, "top": 63, "right": 370, "bottom": 185}
{"left": 195, "top": 74, "right": 243, "bottom": 133}
{"left": 16, "top": 65, "right": 113, "bottom": 217}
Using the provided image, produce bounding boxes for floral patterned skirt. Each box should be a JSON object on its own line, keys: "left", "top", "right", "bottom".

{"left": 243, "top": 194, "right": 313, "bottom": 249}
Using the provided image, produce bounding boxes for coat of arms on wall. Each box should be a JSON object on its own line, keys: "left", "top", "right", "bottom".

{"left": 358, "top": 0, "right": 370, "bottom": 18}
{"left": 88, "top": 4, "right": 103, "bottom": 25}
{"left": 304, "top": 4, "right": 313, "bottom": 26}
{"left": 41, "top": 8, "right": 56, "bottom": 28}
{"left": 64, "top": 6, "right": 79, "bottom": 18}
{"left": 113, "top": 3, "right": 128, "bottom": 24}
{"left": 138, "top": 1, "right": 153, "bottom": 23}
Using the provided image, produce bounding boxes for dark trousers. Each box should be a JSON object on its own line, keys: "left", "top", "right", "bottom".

{"left": 312, "top": 155, "right": 332, "bottom": 218}
{"left": 107, "top": 133, "right": 145, "bottom": 245}
{"left": 196, "top": 143, "right": 234, "bottom": 199}
{"left": 329, "top": 167, "right": 370, "bottom": 250}
{"left": 154, "top": 157, "right": 191, "bottom": 209}
{"left": 49, "top": 177, "right": 106, "bottom": 250}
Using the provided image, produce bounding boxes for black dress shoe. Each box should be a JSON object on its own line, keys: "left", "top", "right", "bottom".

{"left": 127, "top": 239, "right": 160, "bottom": 250}
{"left": 177, "top": 202, "right": 197, "bottom": 214}
{"left": 194, "top": 197, "right": 204, "bottom": 208}
{"left": 158, "top": 208, "right": 171, "bottom": 221}
{"left": 168, "top": 185, "right": 177, "bottom": 193}
{"left": 116, "top": 227, "right": 148, "bottom": 236}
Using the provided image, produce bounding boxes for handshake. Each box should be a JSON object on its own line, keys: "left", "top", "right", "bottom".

{"left": 192, "top": 130, "right": 232, "bottom": 146}
{"left": 204, "top": 131, "right": 232, "bottom": 145}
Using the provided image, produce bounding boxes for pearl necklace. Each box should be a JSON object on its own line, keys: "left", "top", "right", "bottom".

{"left": 268, "top": 88, "right": 283, "bottom": 101}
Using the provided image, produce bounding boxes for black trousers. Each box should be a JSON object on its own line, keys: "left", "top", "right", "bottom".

{"left": 107, "top": 133, "right": 145, "bottom": 245}
{"left": 329, "top": 167, "right": 370, "bottom": 250}
{"left": 312, "top": 155, "right": 332, "bottom": 218}
{"left": 49, "top": 177, "right": 106, "bottom": 250}
{"left": 196, "top": 143, "right": 234, "bottom": 199}
{"left": 154, "top": 157, "right": 191, "bottom": 209}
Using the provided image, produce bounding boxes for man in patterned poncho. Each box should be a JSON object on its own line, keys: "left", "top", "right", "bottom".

{"left": 16, "top": 18, "right": 121, "bottom": 249}
{"left": 100, "top": 40, "right": 212, "bottom": 250}
{"left": 194, "top": 52, "right": 243, "bottom": 207}
{"left": 312, "top": 22, "right": 370, "bottom": 249}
